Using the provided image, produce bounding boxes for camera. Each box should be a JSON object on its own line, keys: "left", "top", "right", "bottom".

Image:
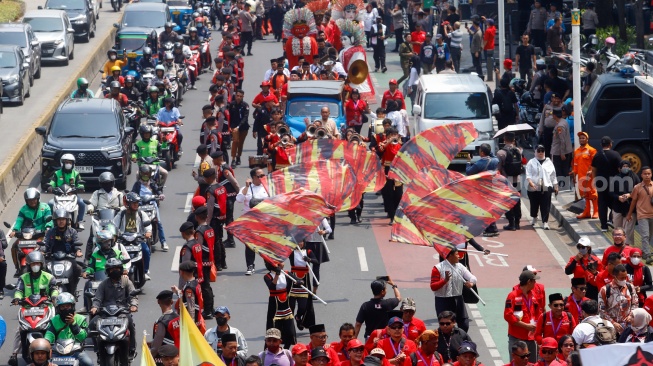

{"left": 376, "top": 276, "right": 390, "bottom": 281}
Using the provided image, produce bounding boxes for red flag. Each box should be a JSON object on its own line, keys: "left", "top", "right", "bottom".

{"left": 225, "top": 189, "right": 332, "bottom": 266}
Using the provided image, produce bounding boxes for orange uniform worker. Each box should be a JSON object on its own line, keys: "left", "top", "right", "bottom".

{"left": 572, "top": 132, "right": 598, "bottom": 219}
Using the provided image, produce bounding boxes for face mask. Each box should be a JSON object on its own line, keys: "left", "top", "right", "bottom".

{"left": 616, "top": 279, "right": 627, "bottom": 287}
{"left": 631, "top": 257, "right": 642, "bottom": 266}
{"left": 31, "top": 264, "right": 41, "bottom": 273}
{"left": 110, "top": 55, "right": 117, "bottom": 61}
{"left": 622, "top": 167, "right": 630, "bottom": 174}
{"left": 109, "top": 270, "right": 122, "bottom": 280}
{"left": 141, "top": 175, "right": 150, "bottom": 182}
{"left": 578, "top": 248, "right": 588, "bottom": 255}
{"left": 64, "top": 163, "right": 73, "bottom": 170}
{"left": 216, "top": 317, "right": 228, "bottom": 326}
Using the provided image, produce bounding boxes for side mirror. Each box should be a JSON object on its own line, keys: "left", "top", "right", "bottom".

{"left": 22, "top": 63, "right": 30, "bottom": 69}
{"left": 412, "top": 105, "right": 421, "bottom": 116}
{"left": 31, "top": 40, "right": 39, "bottom": 47}
{"left": 124, "top": 127, "right": 134, "bottom": 134}
{"left": 38, "top": 6, "right": 44, "bottom": 9}
{"left": 35, "top": 126, "right": 47, "bottom": 135}
{"left": 113, "top": 23, "right": 119, "bottom": 29}
{"left": 491, "top": 104, "right": 500, "bottom": 116}
{"left": 179, "top": 115, "right": 185, "bottom": 119}
{"left": 67, "top": 28, "right": 75, "bottom": 33}
{"left": 3, "top": 222, "right": 11, "bottom": 229}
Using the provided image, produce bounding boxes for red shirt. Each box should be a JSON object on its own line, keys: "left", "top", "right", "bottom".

{"left": 106, "top": 93, "right": 129, "bottom": 107}
{"left": 602, "top": 245, "right": 632, "bottom": 266}
{"left": 381, "top": 89, "right": 406, "bottom": 110}
{"left": 403, "top": 317, "right": 426, "bottom": 341}
{"left": 412, "top": 349, "right": 444, "bottom": 366}
{"left": 345, "top": 99, "right": 368, "bottom": 126}
{"left": 565, "top": 254, "right": 603, "bottom": 280}
{"left": 453, "top": 361, "right": 484, "bottom": 366}
{"left": 307, "top": 344, "right": 341, "bottom": 366}
{"left": 411, "top": 31, "right": 426, "bottom": 53}
{"left": 330, "top": 342, "right": 350, "bottom": 362}
{"left": 365, "top": 329, "right": 388, "bottom": 354}
{"left": 564, "top": 294, "right": 589, "bottom": 324}
{"left": 534, "top": 310, "right": 577, "bottom": 344}
{"left": 483, "top": 26, "right": 496, "bottom": 51}
{"left": 252, "top": 91, "right": 279, "bottom": 106}
{"left": 377, "top": 337, "right": 417, "bottom": 366}
{"left": 513, "top": 283, "right": 546, "bottom": 313}
{"left": 504, "top": 287, "right": 540, "bottom": 340}
{"left": 592, "top": 269, "right": 614, "bottom": 290}
{"left": 380, "top": 141, "right": 402, "bottom": 164}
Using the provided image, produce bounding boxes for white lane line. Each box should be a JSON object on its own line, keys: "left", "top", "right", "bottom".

{"left": 468, "top": 304, "right": 478, "bottom": 310}
{"left": 522, "top": 201, "right": 568, "bottom": 269}
{"left": 475, "top": 318, "right": 486, "bottom": 327}
{"left": 194, "top": 154, "right": 201, "bottom": 168}
{"left": 494, "top": 360, "right": 505, "bottom": 366}
{"left": 471, "top": 310, "right": 482, "bottom": 319}
{"left": 489, "top": 349, "right": 501, "bottom": 358}
{"left": 357, "top": 247, "right": 368, "bottom": 271}
{"left": 479, "top": 329, "right": 497, "bottom": 348}
{"left": 171, "top": 246, "right": 181, "bottom": 272}
{"left": 184, "top": 193, "right": 194, "bottom": 213}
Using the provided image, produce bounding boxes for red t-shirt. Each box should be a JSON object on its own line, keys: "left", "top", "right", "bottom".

{"left": 602, "top": 245, "right": 632, "bottom": 266}
{"left": 483, "top": 26, "right": 496, "bottom": 51}
{"left": 377, "top": 338, "right": 417, "bottom": 366}
{"left": 565, "top": 294, "right": 589, "bottom": 324}
{"left": 411, "top": 31, "right": 426, "bottom": 54}
{"left": 381, "top": 90, "right": 406, "bottom": 110}
{"left": 504, "top": 287, "right": 540, "bottom": 340}
{"left": 345, "top": 99, "right": 368, "bottom": 126}
{"left": 534, "top": 310, "right": 577, "bottom": 344}
{"left": 403, "top": 318, "right": 427, "bottom": 341}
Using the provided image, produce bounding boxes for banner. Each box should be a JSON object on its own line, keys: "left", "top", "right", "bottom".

{"left": 140, "top": 332, "right": 157, "bottom": 366}
{"left": 179, "top": 303, "right": 226, "bottom": 366}
{"left": 580, "top": 342, "right": 653, "bottom": 365}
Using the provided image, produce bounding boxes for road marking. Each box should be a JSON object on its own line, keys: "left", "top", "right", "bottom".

{"left": 479, "top": 329, "right": 497, "bottom": 348}
{"left": 171, "top": 245, "right": 181, "bottom": 272}
{"left": 357, "top": 247, "right": 368, "bottom": 271}
{"left": 522, "top": 201, "right": 568, "bottom": 269}
{"left": 184, "top": 193, "right": 194, "bottom": 213}
{"left": 468, "top": 303, "right": 503, "bottom": 363}
{"left": 494, "top": 361, "right": 504, "bottom": 366}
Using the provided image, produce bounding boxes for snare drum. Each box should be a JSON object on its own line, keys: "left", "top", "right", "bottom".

{"left": 372, "top": 119, "right": 385, "bottom": 135}
{"left": 249, "top": 155, "right": 268, "bottom": 168}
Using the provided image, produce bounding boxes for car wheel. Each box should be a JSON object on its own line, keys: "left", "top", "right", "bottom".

{"left": 63, "top": 53, "right": 70, "bottom": 66}
{"left": 17, "top": 86, "right": 24, "bottom": 106}
{"left": 96, "top": 9, "right": 99, "bottom": 19}
{"left": 29, "top": 71, "right": 34, "bottom": 87}
{"left": 25, "top": 81, "right": 30, "bottom": 98}
{"left": 34, "top": 60, "right": 41, "bottom": 79}
{"left": 90, "top": 22, "right": 96, "bottom": 38}
{"left": 69, "top": 46, "right": 74, "bottom": 60}
{"left": 99, "top": 0, "right": 102, "bottom": 8}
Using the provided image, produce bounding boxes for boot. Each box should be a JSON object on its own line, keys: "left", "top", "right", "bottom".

{"left": 503, "top": 218, "right": 517, "bottom": 231}
{"left": 576, "top": 199, "right": 592, "bottom": 219}
{"left": 591, "top": 197, "right": 599, "bottom": 219}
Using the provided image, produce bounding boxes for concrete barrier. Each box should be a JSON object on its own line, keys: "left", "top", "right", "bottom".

{"left": 0, "top": 27, "right": 116, "bottom": 215}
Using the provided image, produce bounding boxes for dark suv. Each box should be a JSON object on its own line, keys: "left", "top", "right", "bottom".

{"left": 42, "top": 0, "right": 96, "bottom": 42}
{"left": 35, "top": 98, "right": 133, "bottom": 190}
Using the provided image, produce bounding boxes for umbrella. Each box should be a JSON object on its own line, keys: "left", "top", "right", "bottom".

{"left": 492, "top": 123, "right": 535, "bottom": 139}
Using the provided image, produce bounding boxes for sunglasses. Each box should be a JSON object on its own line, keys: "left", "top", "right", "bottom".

{"left": 389, "top": 325, "right": 403, "bottom": 330}
{"left": 562, "top": 343, "right": 575, "bottom": 348}
{"left": 257, "top": 174, "right": 266, "bottom": 178}
{"left": 536, "top": 149, "right": 545, "bottom": 153}
{"left": 514, "top": 353, "right": 530, "bottom": 359}
{"left": 541, "top": 350, "right": 556, "bottom": 355}
{"left": 439, "top": 322, "right": 452, "bottom": 326}
{"left": 575, "top": 287, "right": 587, "bottom": 291}
{"left": 350, "top": 348, "right": 364, "bottom": 353}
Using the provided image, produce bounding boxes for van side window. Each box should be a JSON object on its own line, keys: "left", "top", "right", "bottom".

{"left": 596, "top": 86, "right": 642, "bottom": 125}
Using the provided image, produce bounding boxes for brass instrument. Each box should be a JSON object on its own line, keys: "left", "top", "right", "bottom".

{"left": 315, "top": 127, "right": 330, "bottom": 139}
{"left": 389, "top": 137, "right": 400, "bottom": 144}
{"left": 347, "top": 51, "right": 369, "bottom": 85}
{"left": 277, "top": 124, "right": 289, "bottom": 137}
{"left": 280, "top": 134, "right": 291, "bottom": 145}
{"left": 307, "top": 124, "right": 318, "bottom": 137}
{"left": 348, "top": 133, "right": 363, "bottom": 144}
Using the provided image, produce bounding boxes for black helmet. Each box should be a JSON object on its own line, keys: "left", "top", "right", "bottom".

{"left": 139, "top": 164, "right": 152, "bottom": 179}
{"left": 105, "top": 257, "right": 123, "bottom": 272}
{"left": 139, "top": 124, "right": 153, "bottom": 138}
{"left": 98, "top": 172, "right": 115, "bottom": 192}
{"left": 143, "top": 47, "right": 152, "bottom": 57}
{"left": 165, "top": 22, "right": 174, "bottom": 29}
{"left": 110, "top": 81, "right": 121, "bottom": 89}
{"left": 53, "top": 208, "right": 70, "bottom": 223}
{"left": 163, "top": 97, "right": 174, "bottom": 105}
{"left": 155, "top": 80, "right": 165, "bottom": 88}
{"left": 176, "top": 35, "right": 184, "bottom": 42}
{"left": 107, "top": 49, "right": 118, "bottom": 58}
{"left": 125, "top": 75, "right": 135, "bottom": 84}
{"left": 164, "top": 51, "right": 174, "bottom": 61}
{"left": 520, "top": 91, "right": 534, "bottom": 106}
{"left": 24, "top": 187, "right": 40, "bottom": 204}
{"left": 125, "top": 192, "right": 140, "bottom": 205}
{"left": 174, "top": 42, "right": 183, "bottom": 50}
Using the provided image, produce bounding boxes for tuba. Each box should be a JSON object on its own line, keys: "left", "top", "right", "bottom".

{"left": 277, "top": 124, "right": 289, "bottom": 137}
{"left": 348, "top": 133, "right": 363, "bottom": 144}
{"left": 347, "top": 50, "right": 369, "bottom": 85}
{"left": 315, "top": 127, "right": 330, "bottom": 139}
{"left": 307, "top": 124, "right": 318, "bottom": 137}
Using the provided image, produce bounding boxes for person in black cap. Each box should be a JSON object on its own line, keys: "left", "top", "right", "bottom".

{"left": 566, "top": 278, "right": 590, "bottom": 324}
{"left": 222, "top": 333, "right": 246, "bottom": 366}
{"left": 263, "top": 261, "right": 296, "bottom": 348}
{"left": 150, "top": 290, "right": 180, "bottom": 358}
{"left": 174, "top": 260, "right": 206, "bottom": 334}
{"left": 456, "top": 341, "right": 482, "bottom": 366}
{"left": 354, "top": 277, "right": 402, "bottom": 338}
{"left": 550, "top": 107, "right": 573, "bottom": 190}
{"left": 158, "top": 344, "right": 179, "bottom": 366}
{"left": 194, "top": 206, "right": 216, "bottom": 319}
{"left": 591, "top": 136, "right": 622, "bottom": 231}
{"left": 492, "top": 78, "right": 519, "bottom": 131}
{"left": 309, "top": 348, "right": 331, "bottom": 366}
{"left": 228, "top": 89, "right": 250, "bottom": 168}
{"left": 534, "top": 293, "right": 576, "bottom": 345}
{"left": 179, "top": 222, "right": 203, "bottom": 287}
{"left": 307, "top": 324, "right": 339, "bottom": 366}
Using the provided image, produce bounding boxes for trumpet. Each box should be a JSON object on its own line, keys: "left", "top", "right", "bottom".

{"left": 280, "top": 134, "right": 291, "bottom": 145}
{"left": 307, "top": 124, "right": 318, "bottom": 137}
{"left": 277, "top": 124, "right": 289, "bottom": 137}
{"left": 315, "top": 127, "right": 330, "bottom": 139}
{"left": 348, "top": 133, "right": 363, "bottom": 144}
{"left": 389, "top": 137, "right": 400, "bottom": 145}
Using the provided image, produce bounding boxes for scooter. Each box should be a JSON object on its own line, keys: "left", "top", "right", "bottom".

{"left": 51, "top": 183, "right": 85, "bottom": 231}
{"left": 116, "top": 232, "right": 146, "bottom": 289}
{"left": 90, "top": 305, "right": 133, "bottom": 366}
{"left": 167, "top": 73, "right": 182, "bottom": 107}
{"left": 123, "top": 101, "right": 143, "bottom": 142}
{"left": 141, "top": 67, "right": 155, "bottom": 89}
{"left": 158, "top": 120, "right": 183, "bottom": 169}
{"left": 51, "top": 338, "right": 85, "bottom": 366}
{"left": 3, "top": 222, "right": 46, "bottom": 276}
{"left": 5, "top": 291, "right": 54, "bottom": 364}
{"left": 45, "top": 245, "right": 84, "bottom": 297}
{"left": 139, "top": 194, "right": 160, "bottom": 251}
{"left": 137, "top": 157, "right": 165, "bottom": 189}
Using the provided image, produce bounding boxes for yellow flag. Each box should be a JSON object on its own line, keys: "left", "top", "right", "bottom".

{"left": 140, "top": 332, "right": 157, "bottom": 366}
{"left": 179, "top": 302, "right": 226, "bottom": 366}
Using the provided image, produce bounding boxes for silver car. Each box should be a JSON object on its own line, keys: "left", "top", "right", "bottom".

{"left": 23, "top": 10, "right": 75, "bottom": 65}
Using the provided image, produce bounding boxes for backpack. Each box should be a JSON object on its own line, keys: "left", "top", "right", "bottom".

{"left": 501, "top": 146, "right": 523, "bottom": 177}
{"left": 498, "top": 89, "right": 515, "bottom": 115}
{"left": 586, "top": 318, "right": 617, "bottom": 345}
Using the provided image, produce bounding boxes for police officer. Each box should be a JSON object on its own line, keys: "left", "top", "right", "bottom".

{"left": 178, "top": 222, "right": 203, "bottom": 288}
{"left": 151, "top": 290, "right": 180, "bottom": 359}
{"left": 194, "top": 207, "right": 216, "bottom": 319}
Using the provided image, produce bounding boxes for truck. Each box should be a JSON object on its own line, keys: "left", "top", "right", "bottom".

{"left": 284, "top": 80, "right": 346, "bottom": 138}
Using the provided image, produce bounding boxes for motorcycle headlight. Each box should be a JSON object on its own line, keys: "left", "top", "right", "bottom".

{"left": 22, "top": 232, "right": 33, "bottom": 240}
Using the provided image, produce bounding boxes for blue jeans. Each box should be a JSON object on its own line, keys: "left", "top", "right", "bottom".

{"left": 157, "top": 220, "right": 166, "bottom": 245}
{"left": 141, "top": 241, "right": 151, "bottom": 273}
{"left": 48, "top": 198, "right": 86, "bottom": 223}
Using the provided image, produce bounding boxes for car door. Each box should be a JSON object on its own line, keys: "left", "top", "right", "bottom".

{"left": 86, "top": 0, "right": 94, "bottom": 24}
{"left": 18, "top": 50, "right": 28, "bottom": 87}
{"left": 27, "top": 28, "right": 41, "bottom": 70}
{"left": 64, "top": 15, "right": 74, "bottom": 48}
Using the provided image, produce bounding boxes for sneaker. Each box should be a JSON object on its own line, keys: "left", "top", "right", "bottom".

{"left": 382, "top": 67, "right": 387, "bottom": 73}
{"left": 13, "top": 270, "right": 20, "bottom": 278}
{"left": 8, "top": 354, "right": 17, "bottom": 366}
{"left": 531, "top": 217, "right": 537, "bottom": 227}
{"left": 0, "top": 291, "right": 5, "bottom": 300}
{"left": 204, "top": 312, "right": 214, "bottom": 320}
{"left": 161, "top": 242, "right": 169, "bottom": 252}
{"left": 190, "top": 85, "right": 197, "bottom": 90}
{"left": 77, "top": 223, "right": 85, "bottom": 230}
{"left": 245, "top": 265, "right": 254, "bottom": 275}
{"left": 145, "top": 273, "right": 151, "bottom": 281}
{"left": 543, "top": 223, "right": 550, "bottom": 230}
{"left": 328, "top": 233, "right": 334, "bottom": 240}
{"left": 601, "top": 227, "right": 608, "bottom": 232}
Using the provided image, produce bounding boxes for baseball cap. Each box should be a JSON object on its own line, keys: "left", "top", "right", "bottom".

{"left": 158, "top": 345, "right": 179, "bottom": 357}
{"left": 435, "top": 34, "right": 442, "bottom": 39}
{"left": 519, "top": 270, "right": 540, "bottom": 282}
{"left": 577, "top": 236, "right": 592, "bottom": 247}
{"left": 370, "top": 348, "right": 386, "bottom": 357}
{"left": 210, "top": 151, "right": 224, "bottom": 158}
{"left": 292, "top": 344, "right": 308, "bottom": 355}
{"left": 261, "top": 81, "right": 271, "bottom": 87}
{"left": 541, "top": 337, "right": 558, "bottom": 349}
{"left": 458, "top": 341, "right": 478, "bottom": 356}
{"left": 401, "top": 298, "right": 416, "bottom": 311}
{"left": 388, "top": 316, "right": 403, "bottom": 326}
{"left": 522, "top": 265, "right": 541, "bottom": 273}
{"left": 311, "top": 348, "right": 330, "bottom": 361}
{"left": 214, "top": 306, "right": 230, "bottom": 315}
{"left": 389, "top": 79, "right": 397, "bottom": 85}
{"left": 577, "top": 131, "right": 589, "bottom": 139}
{"left": 601, "top": 136, "right": 612, "bottom": 145}
{"left": 192, "top": 195, "right": 206, "bottom": 208}
{"left": 265, "top": 328, "right": 282, "bottom": 340}
{"left": 347, "top": 339, "right": 364, "bottom": 350}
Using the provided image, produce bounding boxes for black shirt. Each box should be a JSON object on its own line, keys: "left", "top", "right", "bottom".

{"left": 515, "top": 44, "right": 535, "bottom": 70}
{"left": 355, "top": 297, "right": 400, "bottom": 337}
{"left": 437, "top": 328, "right": 472, "bottom": 363}
{"left": 550, "top": 77, "right": 569, "bottom": 98}
{"left": 591, "top": 149, "right": 622, "bottom": 190}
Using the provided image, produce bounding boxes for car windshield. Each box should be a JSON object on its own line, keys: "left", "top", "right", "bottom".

{"left": 581, "top": 78, "right": 602, "bottom": 117}
{"left": 46, "top": 0, "right": 85, "bottom": 9}
{"left": 118, "top": 36, "right": 148, "bottom": 51}
{"left": 0, "top": 51, "right": 18, "bottom": 68}
{"left": 122, "top": 11, "right": 166, "bottom": 28}
{"left": 168, "top": 0, "right": 189, "bottom": 6}
{"left": 51, "top": 113, "right": 119, "bottom": 138}
{"left": 288, "top": 101, "right": 340, "bottom": 118}
{"left": 0, "top": 32, "right": 27, "bottom": 47}
{"left": 423, "top": 92, "right": 489, "bottom": 119}
{"left": 23, "top": 17, "right": 64, "bottom": 32}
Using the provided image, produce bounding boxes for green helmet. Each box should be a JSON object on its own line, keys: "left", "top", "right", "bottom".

{"left": 148, "top": 86, "right": 159, "bottom": 93}
{"left": 77, "top": 77, "right": 89, "bottom": 89}
{"left": 55, "top": 292, "right": 76, "bottom": 308}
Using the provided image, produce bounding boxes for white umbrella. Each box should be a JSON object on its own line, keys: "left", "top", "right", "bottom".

{"left": 493, "top": 123, "right": 535, "bottom": 139}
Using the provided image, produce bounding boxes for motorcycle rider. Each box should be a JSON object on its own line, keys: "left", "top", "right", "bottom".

{"left": 9, "top": 251, "right": 60, "bottom": 366}
{"left": 43, "top": 209, "right": 83, "bottom": 294}
{"left": 132, "top": 125, "right": 169, "bottom": 187}
{"left": 90, "top": 257, "right": 139, "bottom": 363}
{"left": 45, "top": 292, "right": 92, "bottom": 366}
{"left": 172, "top": 42, "right": 194, "bottom": 90}
{"left": 149, "top": 65, "right": 171, "bottom": 90}
{"left": 188, "top": 26, "right": 211, "bottom": 70}
{"left": 158, "top": 22, "right": 179, "bottom": 53}
{"left": 155, "top": 80, "right": 172, "bottom": 99}
{"left": 121, "top": 75, "right": 142, "bottom": 102}
{"left": 46, "top": 154, "right": 86, "bottom": 230}
{"left": 138, "top": 47, "right": 158, "bottom": 71}
{"left": 85, "top": 172, "right": 125, "bottom": 260}
{"left": 132, "top": 164, "right": 168, "bottom": 252}
{"left": 176, "top": 35, "right": 192, "bottom": 58}
{"left": 102, "top": 49, "right": 127, "bottom": 79}
{"left": 70, "top": 78, "right": 94, "bottom": 98}
{"left": 105, "top": 81, "right": 130, "bottom": 107}
{"left": 26, "top": 338, "right": 56, "bottom": 366}
{"left": 104, "top": 66, "right": 125, "bottom": 89}
{"left": 150, "top": 290, "right": 180, "bottom": 358}
{"left": 10, "top": 188, "right": 52, "bottom": 277}
{"left": 112, "top": 192, "right": 153, "bottom": 280}
{"left": 144, "top": 86, "right": 165, "bottom": 117}
{"left": 158, "top": 97, "right": 184, "bottom": 150}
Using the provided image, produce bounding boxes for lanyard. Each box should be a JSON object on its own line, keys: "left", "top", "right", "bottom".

{"left": 342, "top": 344, "right": 350, "bottom": 360}
{"left": 416, "top": 350, "right": 433, "bottom": 366}
{"left": 390, "top": 338, "right": 402, "bottom": 357}
{"left": 549, "top": 312, "right": 563, "bottom": 337}
{"left": 404, "top": 323, "right": 410, "bottom": 338}
{"left": 524, "top": 295, "right": 533, "bottom": 314}
{"left": 571, "top": 296, "right": 582, "bottom": 316}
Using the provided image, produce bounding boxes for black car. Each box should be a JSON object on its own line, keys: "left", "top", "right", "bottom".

{"left": 0, "top": 45, "right": 30, "bottom": 105}
{"left": 36, "top": 98, "right": 133, "bottom": 190}
{"left": 42, "top": 0, "right": 96, "bottom": 42}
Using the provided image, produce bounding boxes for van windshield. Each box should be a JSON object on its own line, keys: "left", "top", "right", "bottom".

{"left": 581, "top": 78, "right": 602, "bottom": 117}
{"left": 423, "top": 92, "right": 489, "bottom": 119}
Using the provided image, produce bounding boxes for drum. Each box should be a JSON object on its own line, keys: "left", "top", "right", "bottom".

{"left": 248, "top": 155, "right": 268, "bottom": 168}
{"left": 372, "top": 118, "right": 385, "bottom": 135}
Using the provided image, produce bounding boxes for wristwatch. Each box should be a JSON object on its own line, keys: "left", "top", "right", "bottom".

{"left": 392, "top": 285, "right": 398, "bottom": 289}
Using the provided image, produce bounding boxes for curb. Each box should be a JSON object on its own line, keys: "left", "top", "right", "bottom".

{"left": 549, "top": 193, "right": 613, "bottom": 253}
{"left": 0, "top": 26, "right": 116, "bottom": 215}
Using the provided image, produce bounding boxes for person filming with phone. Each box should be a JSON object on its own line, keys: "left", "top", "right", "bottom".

{"left": 430, "top": 247, "right": 477, "bottom": 333}
{"left": 354, "top": 277, "right": 402, "bottom": 339}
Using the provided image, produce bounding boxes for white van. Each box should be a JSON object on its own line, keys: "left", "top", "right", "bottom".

{"left": 411, "top": 74, "right": 496, "bottom": 164}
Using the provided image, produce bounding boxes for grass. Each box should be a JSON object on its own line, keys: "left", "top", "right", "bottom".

{"left": 0, "top": 0, "right": 25, "bottom": 23}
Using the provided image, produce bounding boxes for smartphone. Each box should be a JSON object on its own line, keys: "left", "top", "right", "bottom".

{"left": 376, "top": 276, "right": 390, "bottom": 281}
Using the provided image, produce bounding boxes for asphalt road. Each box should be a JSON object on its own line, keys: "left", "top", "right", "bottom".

{"left": 0, "top": 30, "right": 581, "bottom": 366}
{"left": 0, "top": 0, "right": 123, "bottom": 160}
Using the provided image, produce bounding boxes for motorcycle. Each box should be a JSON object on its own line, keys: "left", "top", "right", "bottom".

{"left": 45, "top": 245, "right": 84, "bottom": 296}
{"left": 116, "top": 232, "right": 146, "bottom": 289}
{"left": 141, "top": 67, "right": 155, "bottom": 89}
{"left": 111, "top": 0, "right": 121, "bottom": 12}
{"left": 51, "top": 338, "right": 85, "bottom": 366}
{"left": 158, "top": 119, "right": 183, "bottom": 169}
{"left": 139, "top": 194, "right": 160, "bottom": 252}
{"left": 5, "top": 291, "right": 54, "bottom": 363}
{"left": 3, "top": 222, "right": 46, "bottom": 276}
{"left": 51, "top": 183, "right": 85, "bottom": 231}
{"left": 137, "top": 157, "right": 165, "bottom": 188}
{"left": 167, "top": 73, "right": 182, "bottom": 107}
{"left": 123, "top": 101, "right": 144, "bottom": 141}
{"left": 90, "top": 305, "right": 134, "bottom": 366}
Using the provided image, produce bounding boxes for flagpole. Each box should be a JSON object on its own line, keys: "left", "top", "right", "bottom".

{"left": 320, "top": 234, "right": 331, "bottom": 254}
{"left": 466, "top": 286, "right": 486, "bottom": 306}
{"left": 282, "top": 270, "right": 327, "bottom": 305}
{"left": 458, "top": 249, "right": 509, "bottom": 257}
{"left": 296, "top": 249, "right": 320, "bottom": 286}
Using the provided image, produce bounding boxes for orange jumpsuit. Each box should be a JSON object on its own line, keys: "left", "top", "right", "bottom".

{"left": 572, "top": 141, "right": 598, "bottom": 219}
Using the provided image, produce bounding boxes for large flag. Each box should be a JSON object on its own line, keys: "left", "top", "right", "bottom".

{"left": 179, "top": 300, "right": 226, "bottom": 366}
{"left": 261, "top": 160, "right": 357, "bottom": 212}
{"left": 388, "top": 122, "right": 478, "bottom": 185}
{"left": 402, "top": 171, "right": 519, "bottom": 257}
{"left": 225, "top": 189, "right": 333, "bottom": 265}
{"left": 580, "top": 342, "right": 653, "bottom": 365}
{"left": 140, "top": 332, "right": 157, "bottom": 366}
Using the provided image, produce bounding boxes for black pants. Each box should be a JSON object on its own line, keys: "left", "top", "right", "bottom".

{"left": 200, "top": 270, "right": 214, "bottom": 316}
{"left": 348, "top": 193, "right": 364, "bottom": 221}
{"left": 393, "top": 28, "right": 404, "bottom": 51}
{"left": 0, "top": 260, "right": 7, "bottom": 290}
{"left": 329, "top": 215, "right": 335, "bottom": 238}
{"left": 365, "top": 31, "right": 372, "bottom": 48}
{"left": 373, "top": 43, "right": 386, "bottom": 70}
{"left": 531, "top": 29, "right": 546, "bottom": 52}
{"left": 256, "top": 133, "right": 265, "bottom": 155}
{"left": 382, "top": 167, "right": 403, "bottom": 220}
{"left": 527, "top": 189, "right": 552, "bottom": 222}
{"left": 472, "top": 52, "right": 483, "bottom": 79}
{"left": 519, "top": 68, "right": 534, "bottom": 90}
{"left": 583, "top": 29, "right": 596, "bottom": 40}
{"left": 255, "top": 17, "right": 263, "bottom": 38}
{"left": 450, "top": 47, "right": 462, "bottom": 73}
{"left": 210, "top": 218, "right": 226, "bottom": 268}
{"left": 435, "top": 295, "right": 469, "bottom": 332}
{"left": 289, "top": 294, "right": 315, "bottom": 330}
{"left": 505, "top": 182, "right": 522, "bottom": 224}
{"left": 552, "top": 154, "right": 571, "bottom": 190}
{"left": 241, "top": 31, "right": 253, "bottom": 53}
{"left": 597, "top": 190, "right": 612, "bottom": 230}
{"left": 245, "top": 246, "right": 256, "bottom": 267}
{"left": 225, "top": 198, "right": 235, "bottom": 244}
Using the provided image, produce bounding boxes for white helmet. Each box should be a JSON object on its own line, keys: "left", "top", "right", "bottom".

{"left": 60, "top": 153, "right": 76, "bottom": 172}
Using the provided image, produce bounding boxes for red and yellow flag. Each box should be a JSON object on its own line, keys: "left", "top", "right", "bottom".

{"left": 388, "top": 122, "right": 478, "bottom": 185}
{"left": 225, "top": 189, "right": 333, "bottom": 266}
{"left": 179, "top": 301, "right": 226, "bottom": 366}
{"left": 140, "top": 332, "right": 157, "bottom": 366}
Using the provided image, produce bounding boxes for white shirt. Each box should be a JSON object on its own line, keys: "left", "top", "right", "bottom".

{"left": 306, "top": 218, "right": 332, "bottom": 242}
{"left": 264, "top": 68, "right": 290, "bottom": 81}
{"left": 371, "top": 23, "right": 387, "bottom": 45}
{"left": 364, "top": 8, "right": 378, "bottom": 32}
{"left": 525, "top": 157, "right": 558, "bottom": 191}
{"left": 236, "top": 183, "right": 269, "bottom": 212}
{"left": 387, "top": 110, "right": 405, "bottom": 137}
{"left": 333, "top": 62, "right": 347, "bottom": 78}
{"left": 572, "top": 315, "right": 615, "bottom": 345}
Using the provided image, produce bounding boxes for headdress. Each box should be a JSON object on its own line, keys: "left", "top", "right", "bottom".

{"left": 336, "top": 19, "right": 364, "bottom": 46}
{"left": 332, "top": 0, "right": 364, "bottom": 21}
{"left": 283, "top": 8, "right": 317, "bottom": 38}
{"left": 305, "top": 0, "right": 330, "bottom": 16}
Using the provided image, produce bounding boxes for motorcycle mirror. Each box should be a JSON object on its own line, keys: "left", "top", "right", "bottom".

{"left": 44, "top": 216, "right": 53, "bottom": 223}
{"left": 3, "top": 222, "right": 10, "bottom": 229}
{"left": 142, "top": 220, "right": 152, "bottom": 227}
{"left": 179, "top": 115, "right": 186, "bottom": 119}
{"left": 125, "top": 127, "right": 134, "bottom": 134}
{"left": 5, "top": 284, "right": 16, "bottom": 291}
{"left": 83, "top": 199, "right": 91, "bottom": 205}
{"left": 122, "top": 258, "right": 131, "bottom": 264}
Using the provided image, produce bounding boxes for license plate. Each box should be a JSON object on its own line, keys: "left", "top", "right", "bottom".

{"left": 24, "top": 308, "right": 45, "bottom": 316}
{"left": 51, "top": 357, "right": 76, "bottom": 366}
{"left": 160, "top": 127, "right": 175, "bottom": 132}
{"left": 127, "top": 52, "right": 138, "bottom": 58}
{"left": 75, "top": 166, "right": 93, "bottom": 173}
{"left": 173, "top": 10, "right": 181, "bottom": 14}
{"left": 91, "top": 282, "right": 100, "bottom": 289}
{"left": 19, "top": 240, "right": 38, "bottom": 245}
{"left": 101, "top": 318, "right": 124, "bottom": 326}
{"left": 125, "top": 245, "right": 141, "bottom": 252}
{"left": 455, "top": 152, "right": 470, "bottom": 159}
{"left": 140, "top": 205, "right": 154, "bottom": 211}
